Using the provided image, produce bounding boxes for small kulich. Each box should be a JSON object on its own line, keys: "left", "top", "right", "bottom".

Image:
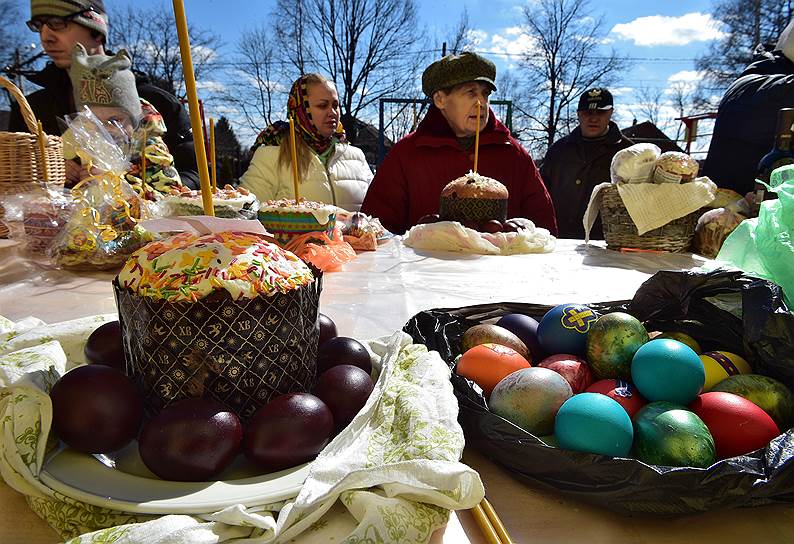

{"left": 439, "top": 173, "right": 509, "bottom": 223}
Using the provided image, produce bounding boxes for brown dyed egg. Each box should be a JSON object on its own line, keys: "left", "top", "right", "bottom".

{"left": 138, "top": 398, "right": 242, "bottom": 481}
{"left": 84, "top": 320, "right": 126, "bottom": 370}
{"left": 318, "top": 313, "right": 338, "bottom": 347}
{"left": 462, "top": 324, "right": 529, "bottom": 359}
{"left": 417, "top": 214, "right": 441, "bottom": 224}
{"left": 51, "top": 364, "right": 143, "bottom": 453}
{"left": 244, "top": 393, "right": 334, "bottom": 472}
{"left": 317, "top": 336, "right": 371, "bottom": 374}
{"left": 312, "top": 365, "right": 374, "bottom": 432}
{"left": 482, "top": 220, "right": 504, "bottom": 233}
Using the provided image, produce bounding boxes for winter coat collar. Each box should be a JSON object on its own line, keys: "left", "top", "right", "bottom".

{"left": 413, "top": 105, "right": 512, "bottom": 148}
{"left": 26, "top": 62, "right": 69, "bottom": 89}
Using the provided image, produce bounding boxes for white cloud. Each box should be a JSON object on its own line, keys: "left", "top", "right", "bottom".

{"left": 666, "top": 70, "right": 706, "bottom": 94}
{"left": 609, "top": 86, "right": 634, "bottom": 97}
{"left": 611, "top": 12, "right": 725, "bottom": 46}
{"left": 467, "top": 29, "right": 488, "bottom": 47}
{"left": 196, "top": 80, "right": 226, "bottom": 93}
{"left": 667, "top": 70, "right": 701, "bottom": 83}
{"left": 481, "top": 27, "right": 538, "bottom": 59}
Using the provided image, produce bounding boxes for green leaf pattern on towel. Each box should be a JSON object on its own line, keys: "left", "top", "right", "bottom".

{"left": 28, "top": 494, "right": 154, "bottom": 541}
{"left": 366, "top": 344, "right": 463, "bottom": 468}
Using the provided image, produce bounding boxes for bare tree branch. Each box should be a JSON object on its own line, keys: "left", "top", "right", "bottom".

{"left": 631, "top": 85, "right": 664, "bottom": 126}
{"left": 109, "top": 2, "right": 222, "bottom": 97}
{"left": 515, "top": 0, "right": 631, "bottom": 156}
{"left": 219, "top": 27, "right": 287, "bottom": 136}
{"left": 696, "top": 0, "right": 793, "bottom": 96}
{"left": 272, "top": 0, "right": 423, "bottom": 142}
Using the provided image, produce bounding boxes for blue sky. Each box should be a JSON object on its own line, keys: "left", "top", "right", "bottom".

{"left": 158, "top": 0, "right": 722, "bottom": 151}
{"left": 11, "top": 0, "right": 727, "bottom": 151}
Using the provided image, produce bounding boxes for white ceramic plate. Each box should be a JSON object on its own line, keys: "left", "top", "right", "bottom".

{"left": 40, "top": 443, "right": 310, "bottom": 514}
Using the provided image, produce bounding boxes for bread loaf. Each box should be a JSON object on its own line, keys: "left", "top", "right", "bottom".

{"left": 610, "top": 143, "right": 661, "bottom": 184}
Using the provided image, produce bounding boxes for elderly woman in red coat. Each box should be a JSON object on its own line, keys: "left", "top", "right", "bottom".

{"left": 361, "top": 52, "right": 558, "bottom": 236}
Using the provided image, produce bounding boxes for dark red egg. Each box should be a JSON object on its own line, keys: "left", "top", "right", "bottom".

{"left": 138, "top": 398, "right": 242, "bottom": 481}
{"left": 317, "top": 336, "right": 371, "bottom": 374}
{"left": 313, "top": 365, "right": 374, "bottom": 432}
{"left": 505, "top": 219, "right": 524, "bottom": 232}
{"left": 460, "top": 219, "right": 480, "bottom": 231}
{"left": 318, "top": 313, "right": 338, "bottom": 347}
{"left": 482, "top": 220, "right": 504, "bottom": 233}
{"left": 244, "top": 393, "right": 334, "bottom": 472}
{"left": 84, "top": 320, "right": 125, "bottom": 370}
{"left": 51, "top": 364, "right": 142, "bottom": 453}
{"left": 417, "top": 214, "right": 440, "bottom": 224}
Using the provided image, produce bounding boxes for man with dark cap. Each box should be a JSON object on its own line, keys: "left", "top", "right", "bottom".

{"left": 540, "top": 87, "right": 634, "bottom": 239}
{"left": 361, "top": 52, "right": 557, "bottom": 236}
{"left": 8, "top": 0, "right": 199, "bottom": 188}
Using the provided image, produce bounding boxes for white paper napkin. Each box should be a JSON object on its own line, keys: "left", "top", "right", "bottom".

{"left": 404, "top": 220, "right": 556, "bottom": 255}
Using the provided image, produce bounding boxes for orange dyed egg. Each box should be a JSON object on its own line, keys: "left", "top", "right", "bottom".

{"left": 456, "top": 343, "right": 531, "bottom": 398}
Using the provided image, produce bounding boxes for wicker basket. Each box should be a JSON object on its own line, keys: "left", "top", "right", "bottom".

{"left": 599, "top": 183, "right": 699, "bottom": 252}
{"left": 0, "top": 76, "right": 65, "bottom": 194}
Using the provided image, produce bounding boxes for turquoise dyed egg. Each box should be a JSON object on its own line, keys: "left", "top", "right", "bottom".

{"left": 554, "top": 392, "right": 634, "bottom": 457}
{"left": 631, "top": 339, "right": 705, "bottom": 405}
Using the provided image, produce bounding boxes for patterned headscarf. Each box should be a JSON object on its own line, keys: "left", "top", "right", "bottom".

{"left": 252, "top": 75, "right": 346, "bottom": 154}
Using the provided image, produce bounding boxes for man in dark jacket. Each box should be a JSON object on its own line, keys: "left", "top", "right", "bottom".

{"left": 9, "top": 0, "right": 199, "bottom": 188}
{"left": 540, "top": 88, "right": 634, "bottom": 239}
{"left": 361, "top": 52, "right": 557, "bottom": 236}
{"left": 702, "top": 21, "right": 794, "bottom": 196}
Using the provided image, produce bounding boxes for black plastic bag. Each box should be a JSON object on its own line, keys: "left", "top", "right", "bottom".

{"left": 403, "top": 269, "right": 794, "bottom": 515}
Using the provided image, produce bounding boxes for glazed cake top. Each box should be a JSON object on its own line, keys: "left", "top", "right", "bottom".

{"left": 118, "top": 231, "right": 314, "bottom": 302}
{"left": 162, "top": 185, "right": 257, "bottom": 211}
{"left": 441, "top": 172, "right": 509, "bottom": 199}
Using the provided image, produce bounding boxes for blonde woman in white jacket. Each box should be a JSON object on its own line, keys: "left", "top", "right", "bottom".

{"left": 241, "top": 74, "right": 373, "bottom": 211}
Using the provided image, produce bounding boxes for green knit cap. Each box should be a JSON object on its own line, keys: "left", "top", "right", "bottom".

{"left": 30, "top": 0, "right": 108, "bottom": 38}
{"left": 69, "top": 44, "right": 142, "bottom": 121}
{"left": 422, "top": 51, "right": 497, "bottom": 98}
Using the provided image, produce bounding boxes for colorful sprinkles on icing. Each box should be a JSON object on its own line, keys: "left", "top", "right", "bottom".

{"left": 118, "top": 231, "right": 314, "bottom": 302}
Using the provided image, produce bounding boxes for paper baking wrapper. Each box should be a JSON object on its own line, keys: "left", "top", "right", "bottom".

{"left": 113, "top": 275, "right": 322, "bottom": 420}
{"left": 439, "top": 196, "right": 507, "bottom": 223}
{"left": 258, "top": 209, "right": 337, "bottom": 244}
{"left": 166, "top": 201, "right": 258, "bottom": 220}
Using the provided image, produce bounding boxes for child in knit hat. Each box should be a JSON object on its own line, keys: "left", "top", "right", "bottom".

{"left": 63, "top": 44, "right": 183, "bottom": 199}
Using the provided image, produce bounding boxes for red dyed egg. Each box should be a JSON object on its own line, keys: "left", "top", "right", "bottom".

{"left": 689, "top": 391, "right": 780, "bottom": 459}
{"left": 585, "top": 378, "right": 647, "bottom": 418}
{"left": 537, "top": 354, "right": 594, "bottom": 394}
